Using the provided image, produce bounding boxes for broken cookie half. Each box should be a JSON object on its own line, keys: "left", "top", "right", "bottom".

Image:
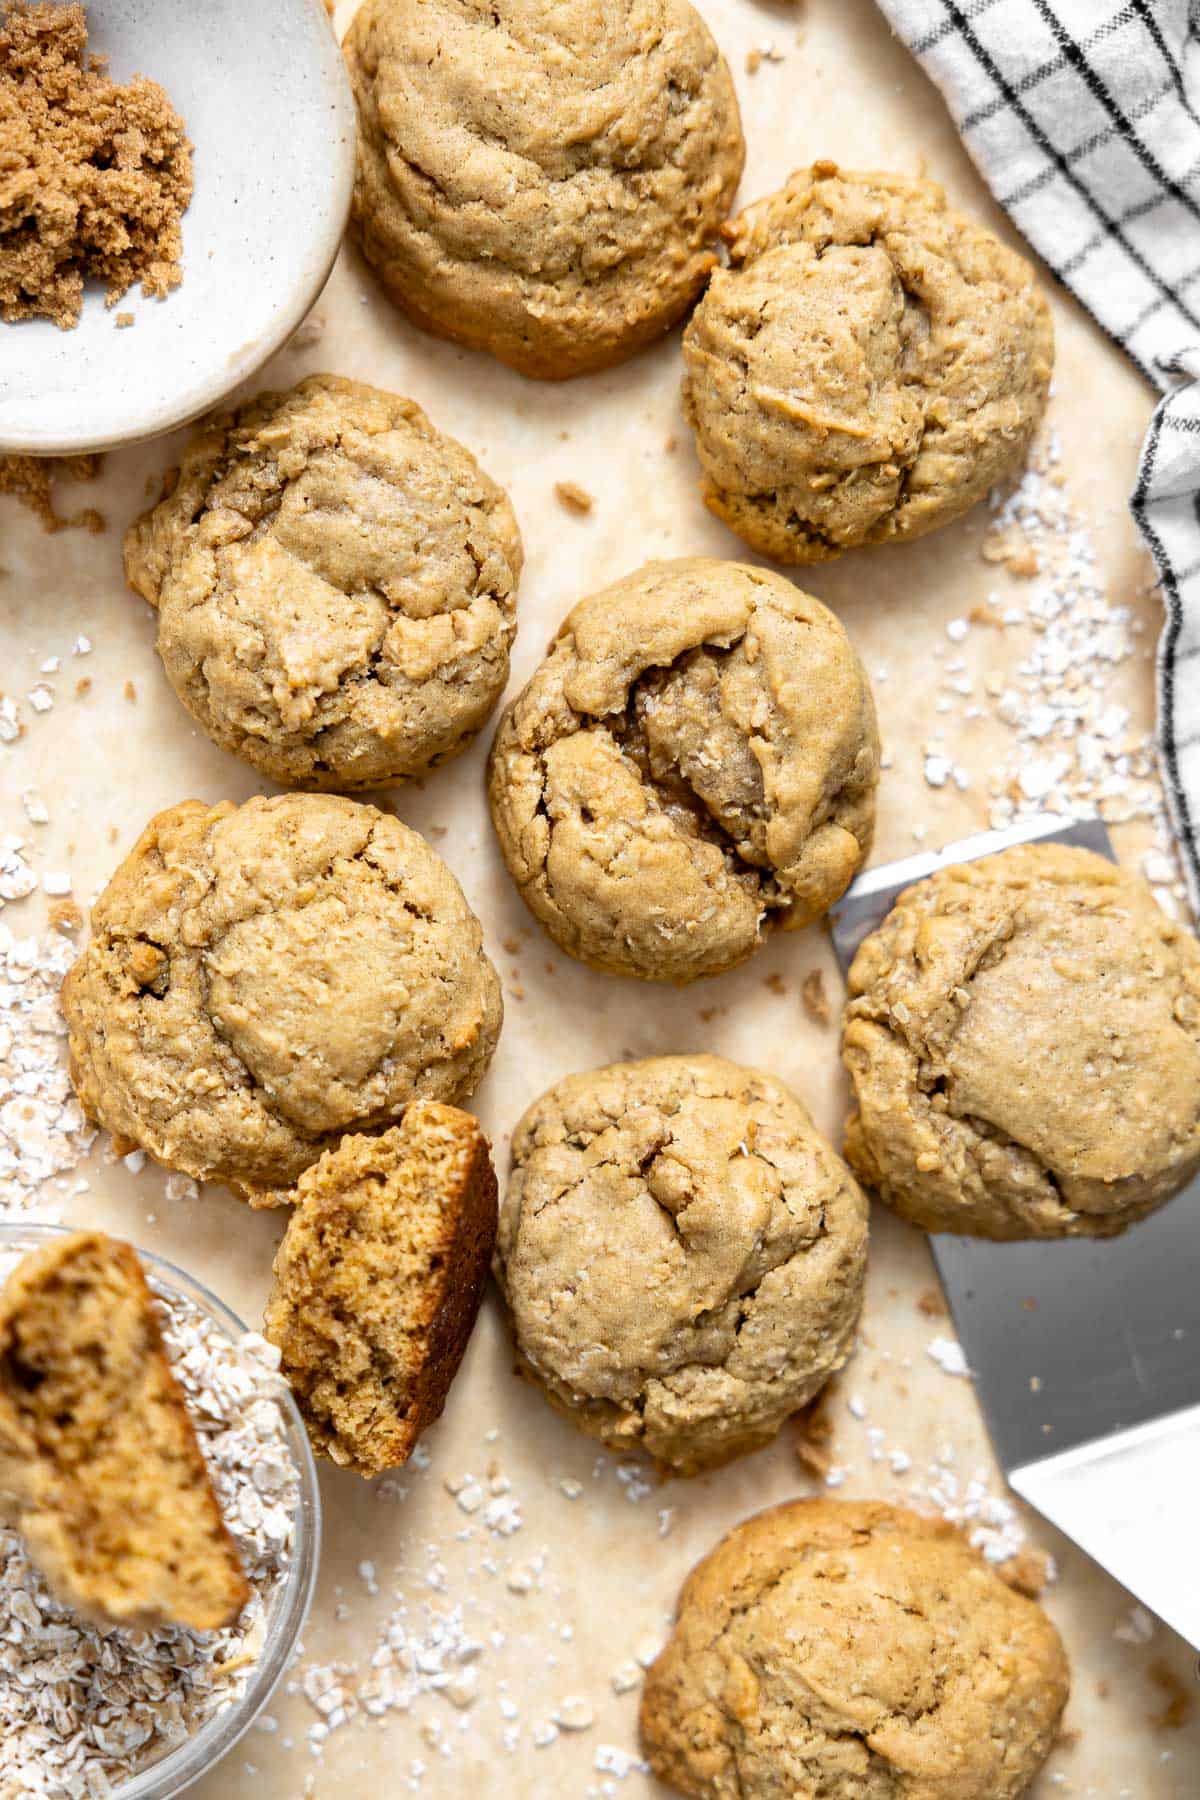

{"left": 0, "top": 1231, "right": 248, "bottom": 1632}
{"left": 265, "top": 1102, "right": 498, "bottom": 1477}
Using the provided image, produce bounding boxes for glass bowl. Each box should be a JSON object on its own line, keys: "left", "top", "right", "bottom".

{"left": 0, "top": 1222, "right": 321, "bottom": 1798}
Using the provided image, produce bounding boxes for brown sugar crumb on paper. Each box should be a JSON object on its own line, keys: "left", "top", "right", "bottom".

{"left": 554, "top": 479, "right": 593, "bottom": 515}
{"left": 0, "top": 1, "right": 192, "bottom": 330}
{"left": 0, "top": 451, "right": 104, "bottom": 532}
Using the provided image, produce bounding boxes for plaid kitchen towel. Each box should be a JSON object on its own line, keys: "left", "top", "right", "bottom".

{"left": 873, "top": 0, "right": 1200, "bottom": 908}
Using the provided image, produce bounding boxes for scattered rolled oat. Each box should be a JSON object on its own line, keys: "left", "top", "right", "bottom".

{"left": 0, "top": 904, "right": 96, "bottom": 1213}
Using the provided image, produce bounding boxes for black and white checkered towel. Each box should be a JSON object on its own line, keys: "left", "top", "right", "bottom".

{"left": 874, "top": 0, "right": 1200, "bottom": 907}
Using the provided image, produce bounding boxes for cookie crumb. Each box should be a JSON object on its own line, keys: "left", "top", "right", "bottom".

{"left": 1000, "top": 1547, "right": 1055, "bottom": 1598}
{"left": 801, "top": 967, "right": 830, "bottom": 1026}
{"left": 982, "top": 533, "right": 1040, "bottom": 579}
{"left": 114, "top": 309, "right": 134, "bottom": 328}
{"left": 1148, "top": 1658, "right": 1195, "bottom": 1730}
{"left": 554, "top": 480, "right": 593, "bottom": 516}
{"left": 0, "top": 1, "right": 192, "bottom": 329}
{"left": 916, "top": 1287, "right": 948, "bottom": 1318}
{"left": 793, "top": 1392, "right": 834, "bottom": 1478}
{"left": 48, "top": 895, "right": 82, "bottom": 933}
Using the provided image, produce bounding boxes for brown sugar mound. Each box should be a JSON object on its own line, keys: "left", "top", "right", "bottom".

{"left": 265, "top": 1103, "right": 498, "bottom": 1477}
{"left": 0, "top": 1, "right": 192, "bottom": 329}
{"left": 0, "top": 1231, "right": 248, "bottom": 1631}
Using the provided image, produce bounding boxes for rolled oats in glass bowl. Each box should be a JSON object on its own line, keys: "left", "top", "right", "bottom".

{"left": 0, "top": 1224, "right": 321, "bottom": 1799}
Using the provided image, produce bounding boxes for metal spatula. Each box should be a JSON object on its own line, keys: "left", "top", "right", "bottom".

{"left": 830, "top": 813, "right": 1200, "bottom": 1650}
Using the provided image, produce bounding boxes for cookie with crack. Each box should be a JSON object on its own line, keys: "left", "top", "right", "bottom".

{"left": 0, "top": 1232, "right": 247, "bottom": 1633}
{"left": 61, "top": 794, "right": 502, "bottom": 1206}
{"left": 842, "top": 842, "right": 1200, "bottom": 1239}
{"left": 265, "top": 1103, "right": 497, "bottom": 1476}
{"left": 494, "top": 1056, "right": 868, "bottom": 1475}
{"left": 487, "top": 558, "right": 879, "bottom": 984}
{"left": 124, "top": 375, "right": 522, "bottom": 790}
{"left": 682, "top": 163, "right": 1053, "bottom": 562}
{"left": 640, "top": 1498, "right": 1069, "bottom": 1799}
{"left": 343, "top": 0, "right": 744, "bottom": 378}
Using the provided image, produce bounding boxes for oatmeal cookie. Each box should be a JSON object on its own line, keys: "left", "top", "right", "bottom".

{"left": 0, "top": 1232, "right": 247, "bottom": 1632}
{"left": 682, "top": 164, "right": 1053, "bottom": 562}
{"left": 265, "top": 1103, "right": 497, "bottom": 1476}
{"left": 641, "top": 1498, "right": 1069, "bottom": 1798}
{"left": 344, "top": 0, "right": 744, "bottom": 378}
{"left": 487, "top": 558, "right": 879, "bottom": 982}
{"left": 494, "top": 1056, "right": 868, "bottom": 1475}
{"left": 124, "top": 375, "right": 522, "bottom": 790}
{"left": 842, "top": 843, "right": 1200, "bottom": 1239}
{"left": 61, "top": 794, "right": 502, "bottom": 1206}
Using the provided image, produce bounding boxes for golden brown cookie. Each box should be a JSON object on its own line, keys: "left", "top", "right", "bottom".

{"left": 494, "top": 1056, "right": 868, "bottom": 1474}
{"left": 842, "top": 843, "right": 1200, "bottom": 1239}
{"left": 61, "top": 794, "right": 502, "bottom": 1206}
{"left": 124, "top": 375, "right": 522, "bottom": 791}
{"left": 682, "top": 164, "right": 1054, "bottom": 563}
{"left": 344, "top": 0, "right": 744, "bottom": 378}
{"left": 265, "top": 1104, "right": 498, "bottom": 1476}
{"left": 640, "top": 1498, "right": 1069, "bottom": 1799}
{"left": 0, "top": 1232, "right": 247, "bottom": 1632}
{"left": 487, "top": 558, "right": 879, "bottom": 983}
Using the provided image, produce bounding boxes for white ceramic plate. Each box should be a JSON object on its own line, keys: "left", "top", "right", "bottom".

{"left": 0, "top": 0, "right": 355, "bottom": 455}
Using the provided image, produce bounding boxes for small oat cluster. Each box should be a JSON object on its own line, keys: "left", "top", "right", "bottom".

{"left": 0, "top": 1274, "right": 298, "bottom": 1795}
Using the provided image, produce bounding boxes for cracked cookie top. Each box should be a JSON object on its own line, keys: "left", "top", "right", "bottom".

{"left": 343, "top": 0, "right": 744, "bottom": 379}
{"left": 61, "top": 794, "right": 502, "bottom": 1205}
{"left": 494, "top": 1055, "right": 868, "bottom": 1475}
{"left": 682, "top": 164, "right": 1054, "bottom": 563}
{"left": 124, "top": 375, "right": 522, "bottom": 791}
{"left": 487, "top": 558, "right": 879, "bottom": 983}
{"left": 842, "top": 842, "right": 1200, "bottom": 1239}
{"left": 640, "top": 1498, "right": 1069, "bottom": 1799}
